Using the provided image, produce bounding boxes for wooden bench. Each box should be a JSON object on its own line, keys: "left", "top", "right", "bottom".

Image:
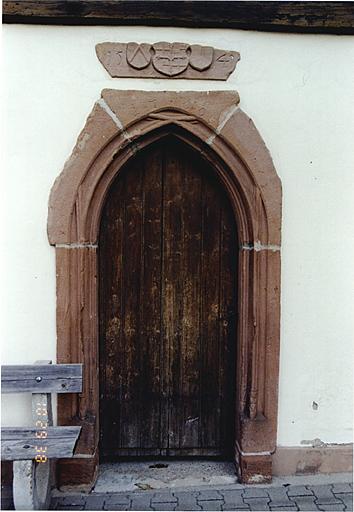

{"left": 1, "top": 360, "right": 83, "bottom": 510}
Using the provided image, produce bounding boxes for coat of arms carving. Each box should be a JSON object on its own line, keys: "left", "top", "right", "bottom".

{"left": 189, "top": 44, "right": 213, "bottom": 71}
{"left": 96, "top": 42, "right": 240, "bottom": 81}
{"left": 152, "top": 42, "right": 190, "bottom": 76}
{"left": 126, "top": 42, "right": 151, "bottom": 69}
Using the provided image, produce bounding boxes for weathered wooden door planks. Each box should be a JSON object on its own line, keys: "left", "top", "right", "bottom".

{"left": 99, "top": 138, "right": 237, "bottom": 459}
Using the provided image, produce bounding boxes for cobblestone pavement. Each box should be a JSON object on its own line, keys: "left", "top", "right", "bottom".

{"left": 48, "top": 482, "right": 353, "bottom": 511}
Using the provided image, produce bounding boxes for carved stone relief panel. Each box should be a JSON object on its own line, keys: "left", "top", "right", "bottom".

{"left": 96, "top": 42, "right": 240, "bottom": 80}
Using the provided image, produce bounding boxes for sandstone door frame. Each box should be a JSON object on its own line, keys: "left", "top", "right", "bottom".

{"left": 47, "top": 90, "right": 282, "bottom": 487}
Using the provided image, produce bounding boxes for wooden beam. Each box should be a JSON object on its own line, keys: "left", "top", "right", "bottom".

{"left": 1, "top": 426, "right": 81, "bottom": 460}
{"left": 1, "top": 364, "right": 83, "bottom": 394}
{"left": 2, "top": 1, "right": 354, "bottom": 35}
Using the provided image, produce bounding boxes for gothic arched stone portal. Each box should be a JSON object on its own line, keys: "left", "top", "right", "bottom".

{"left": 48, "top": 90, "right": 282, "bottom": 487}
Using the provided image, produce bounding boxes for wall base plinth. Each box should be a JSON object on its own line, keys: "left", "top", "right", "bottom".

{"left": 57, "top": 453, "right": 98, "bottom": 491}
{"left": 235, "top": 445, "right": 272, "bottom": 484}
{"left": 273, "top": 444, "right": 353, "bottom": 476}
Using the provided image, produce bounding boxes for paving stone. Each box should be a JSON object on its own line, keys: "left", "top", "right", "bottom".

{"left": 337, "top": 493, "right": 353, "bottom": 511}
{"left": 316, "top": 500, "right": 346, "bottom": 508}
{"left": 152, "top": 503, "right": 177, "bottom": 511}
{"left": 222, "top": 506, "right": 250, "bottom": 511}
{"left": 105, "top": 494, "right": 131, "bottom": 506}
{"left": 270, "top": 507, "right": 297, "bottom": 511}
{"left": 243, "top": 498, "right": 270, "bottom": 511}
{"left": 198, "top": 490, "right": 224, "bottom": 501}
{"left": 49, "top": 482, "right": 353, "bottom": 512}
{"left": 84, "top": 495, "right": 106, "bottom": 510}
{"left": 267, "top": 486, "right": 293, "bottom": 507}
{"left": 199, "top": 501, "right": 224, "bottom": 511}
{"left": 103, "top": 505, "right": 130, "bottom": 511}
{"left": 62, "top": 496, "right": 86, "bottom": 505}
{"left": 173, "top": 492, "right": 202, "bottom": 511}
{"left": 309, "top": 485, "right": 341, "bottom": 505}
{"left": 175, "top": 505, "right": 202, "bottom": 510}
{"left": 222, "top": 505, "right": 250, "bottom": 511}
{"left": 287, "top": 485, "right": 315, "bottom": 497}
{"left": 332, "top": 484, "right": 353, "bottom": 495}
{"left": 317, "top": 505, "right": 345, "bottom": 511}
{"left": 290, "top": 495, "right": 318, "bottom": 511}
{"left": 151, "top": 492, "right": 178, "bottom": 504}
{"left": 57, "top": 506, "right": 84, "bottom": 511}
{"left": 173, "top": 491, "right": 200, "bottom": 498}
{"left": 222, "top": 489, "right": 248, "bottom": 510}
{"left": 242, "top": 488, "right": 269, "bottom": 499}
{"left": 130, "top": 495, "right": 154, "bottom": 511}
{"left": 175, "top": 500, "right": 202, "bottom": 510}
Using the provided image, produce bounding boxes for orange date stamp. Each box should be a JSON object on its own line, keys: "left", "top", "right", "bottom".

{"left": 34, "top": 400, "right": 48, "bottom": 463}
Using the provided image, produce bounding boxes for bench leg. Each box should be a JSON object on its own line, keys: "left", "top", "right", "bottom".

{"left": 13, "top": 460, "right": 53, "bottom": 510}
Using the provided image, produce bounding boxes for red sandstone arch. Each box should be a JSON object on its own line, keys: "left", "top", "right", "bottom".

{"left": 48, "top": 90, "right": 282, "bottom": 487}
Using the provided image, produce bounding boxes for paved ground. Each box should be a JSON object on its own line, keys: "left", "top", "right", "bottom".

{"left": 49, "top": 482, "right": 353, "bottom": 511}
{"left": 2, "top": 475, "right": 353, "bottom": 511}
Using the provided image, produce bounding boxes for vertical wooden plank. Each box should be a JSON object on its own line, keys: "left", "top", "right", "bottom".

{"left": 219, "top": 197, "right": 238, "bottom": 456}
{"left": 199, "top": 167, "right": 222, "bottom": 451}
{"left": 178, "top": 145, "right": 202, "bottom": 450}
{"left": 119, "top": 154, "right": 144, "bottom": 449}
{"left": 139, "top": 145, "right": 163, "bottom": 450}
{"left": 162, "top": 139, "right": 184, "bottom": 452}
{"left": 99, "top": 172, "right": 125, "bottom": 457}
{"left": 164, "top": 141, "right": 202, "bottom": 451}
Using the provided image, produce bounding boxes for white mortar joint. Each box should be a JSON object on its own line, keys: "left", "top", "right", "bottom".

{"left": 55, "top": 243, "right": 98, "bottom": 249}
{"left": 242, "top": 241, "right": 280, "bottom": 252}
{"left": 206, "top": 104, "right": 240, "bottom": 145}
{"left": 98, "top": 98, "right": 140, "bottom": 154}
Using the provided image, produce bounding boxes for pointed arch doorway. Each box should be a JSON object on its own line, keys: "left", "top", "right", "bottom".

{"left": 48, "top": 90, "right": 282, "bottom": 487}
{"left": 99, "top": 137, "right": 237, "bottom": 459}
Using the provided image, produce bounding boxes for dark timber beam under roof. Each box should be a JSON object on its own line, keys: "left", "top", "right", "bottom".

{"left": 2, "top": 1, "right": 354, "bottom": 35}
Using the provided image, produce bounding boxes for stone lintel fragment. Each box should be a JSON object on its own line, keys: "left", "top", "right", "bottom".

{"left": 96, "top": 42, "right": 240, "bottom": 81}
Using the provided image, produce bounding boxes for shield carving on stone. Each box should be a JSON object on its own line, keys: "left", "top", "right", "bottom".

{"left": 189, "top": 45, "right": 213, "bottom": 71}
{"left": 152, "top": 42, "right": 189, "bottom": 76}
{"left": 127, "top": 43, "right": 151, "bottom": 69}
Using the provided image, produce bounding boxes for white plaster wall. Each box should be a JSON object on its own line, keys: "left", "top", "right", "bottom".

{"left": 2, "top": 25, "right": 354, "bottom": 446}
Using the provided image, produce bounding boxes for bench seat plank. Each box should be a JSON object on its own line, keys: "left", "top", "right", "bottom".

{"left": 1, "top": 426, "right": 81, "bottom": 460}
{"left": 1, "top": 364, "right": 83, "bottom": 393}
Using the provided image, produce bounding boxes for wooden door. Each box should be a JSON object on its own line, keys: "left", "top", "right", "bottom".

{"left": 99, "top": 138, "right": 237, "bottom": 459}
